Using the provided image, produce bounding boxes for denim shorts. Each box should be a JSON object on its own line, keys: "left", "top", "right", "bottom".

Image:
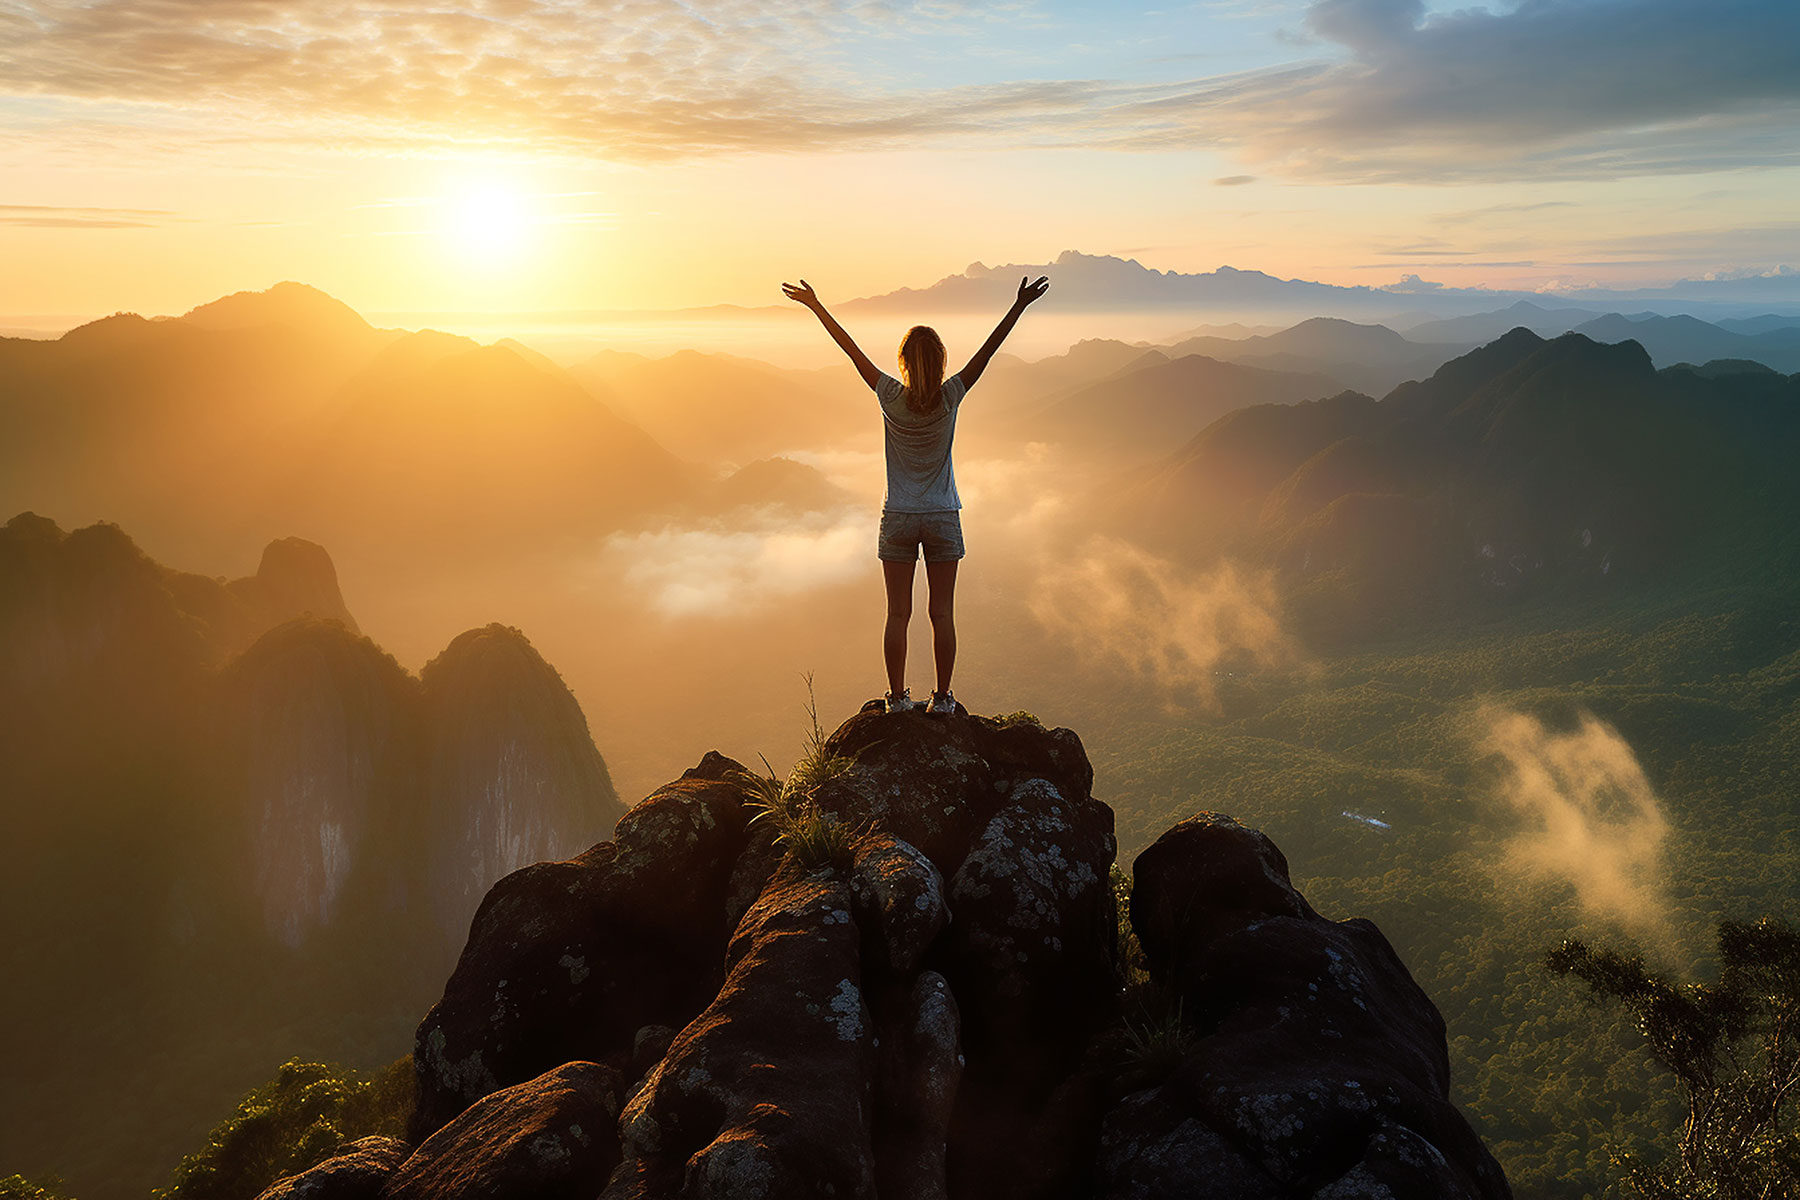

{"left": 878, "top": 509, "right": 965, "bottom": 563}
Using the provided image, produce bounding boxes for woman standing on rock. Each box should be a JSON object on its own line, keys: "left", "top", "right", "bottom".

{"left": 782, "top": 274, "right": 1051, "bottom": 715}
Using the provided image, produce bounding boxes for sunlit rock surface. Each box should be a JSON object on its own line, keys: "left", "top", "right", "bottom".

{"left": 368, "top": 709, "right": 1512, "bottom": 1199}
{"left": 251, "top": 1135, "right": 407, "bottom": 1200}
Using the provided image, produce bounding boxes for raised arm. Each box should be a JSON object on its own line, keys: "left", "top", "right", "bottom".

{"left": 782, "top": 279, "right": 881, "bottom": 390}
{"left": 958, "top": 275, "right": 1050, "bottom": 391}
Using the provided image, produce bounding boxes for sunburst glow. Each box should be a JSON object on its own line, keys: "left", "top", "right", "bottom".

{"left": 442, "top": 183, "right": 534, "bottom": 265}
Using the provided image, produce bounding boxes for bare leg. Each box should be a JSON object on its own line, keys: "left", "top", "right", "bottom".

{"left": 925, "top": 559, "right": 958, "bottom": 695}
{"left": 882, "top": 559, "right": 916, "bottom": 696}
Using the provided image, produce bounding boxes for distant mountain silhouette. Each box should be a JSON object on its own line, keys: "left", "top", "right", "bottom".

{"left": 0, "top": 512, "right": 354, "bottom": 701}
{"left": 0, "top": 289, "right": 395, "bottom": 559}
{"left": 286, "top": 339, "right": 691, "bottom": 551}
{"left": 843, "top": 251, "right": 1417, "bottom": 320}
{"left": 1005, "top": 352, "right": 1344, "bottom": 463}
{"left": 1163, "top": 316, "right": 1466, "bottom": 396}
{"left": 0, "top": 284, "right": 701, "bottom": 570}
{"left": 1402, "top": 300, "right": 1605, "bottom": 344}
{"left": 955, "top": 337, "right": 1168, "bottom": 419}
{"left": 841, "top": 252, "right": 1800, "bottom": 321}
{"left": 1165, "top": 320, "right": 1284, "bottom": 340}
{"left": 1113, "top": 329, "right": 1800, "bottom": 633}
{"left": 1573, "top": 312, "right": 1800, "bottom": 373}
{"left": 1718, "top": 314, "right": 1800, "bottom": 336}
{"left": 709, "top": 456, "right": 854, "bottom": 515}
{"left": 180, "top": 281, "right": 375, "bottom": 339}
{"left": 571, "top": 348, "right": 865, "bottom": 464}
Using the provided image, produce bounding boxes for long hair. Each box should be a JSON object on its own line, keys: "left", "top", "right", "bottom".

{"left": 897, "top": 325, "right": 946, "bottom": 415}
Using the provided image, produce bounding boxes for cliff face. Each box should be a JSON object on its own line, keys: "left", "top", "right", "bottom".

{"left": 213, "top": 618, "right": 625, "bottom": 950}
{"left": 221, "top": 620, "right": 422, "bottom": 948}
{"left": 263, "top": 707, "right": 1511, "bottom": 1200}
{"left": 420, "top": 623, "right": 623, "bottom": 936}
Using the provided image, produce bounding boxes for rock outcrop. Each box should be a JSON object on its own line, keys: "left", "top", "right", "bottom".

{"left": 1110, "top": 813, "right": 1510, "bottom": 1199}
{"left": 388, "top": 1063, "right": 625, "bottom": 1200}
{"left": 419, "top": 623, "right": 623, "bottom": 935}
{"left": 219, "top": 536, "right": 359, "bottom": 649}
{"left": 257, "top": 708, "right": 1509, "bottom": 1200}
{"left": 253, "top": 1137, "right": 408, "bottom": 1200}
{"left": 409, "top": 755, "right": 748, "bottom": 1140}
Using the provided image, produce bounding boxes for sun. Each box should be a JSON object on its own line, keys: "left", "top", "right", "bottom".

{"left": 442, "top": 182, "right": 534, "bottom": 265}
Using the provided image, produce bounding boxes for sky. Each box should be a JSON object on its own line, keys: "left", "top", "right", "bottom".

{"left": 3, "top": 0, "right": 1798, "bottom": 319}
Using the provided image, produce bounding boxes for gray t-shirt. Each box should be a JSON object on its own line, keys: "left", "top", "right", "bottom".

{"left": 875, "top": 371, "right": 968, "bottom": 512}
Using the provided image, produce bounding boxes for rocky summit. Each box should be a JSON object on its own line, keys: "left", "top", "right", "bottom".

{"left": 257, "top": 705, "right": 1511, "bottom": 1200}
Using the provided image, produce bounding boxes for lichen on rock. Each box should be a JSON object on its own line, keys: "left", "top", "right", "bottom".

{"left": 391, "top": 710, "right": 1508, "bottom": 1200}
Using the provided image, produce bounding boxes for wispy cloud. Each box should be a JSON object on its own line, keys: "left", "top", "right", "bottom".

{"left": 1, "top": 0, "right": 1795, "bottom": 181}
{"left": 0, "top": 202, "right": 183, "bottom": 228}
{"left": 1030, "top": 537, "right": 1306, "bottom": 712}
{"left": 1478, "top": 705, "right": 1677, "bottom": 952}
{"left": 595, "top": 508, "right": 867, "bottom": 618}
{"left": 0, "top": 0, "right": 1120, "bottom": 159}
{"left": 1435, "top": 201, "right": 1579, "bottom": 226}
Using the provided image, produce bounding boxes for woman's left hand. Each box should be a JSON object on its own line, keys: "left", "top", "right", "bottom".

{"left": 1017, "top": 275, "right": 1050, "bottom": 306}
{"left": 782, "top": 280, "right": 821, "bottom": 309}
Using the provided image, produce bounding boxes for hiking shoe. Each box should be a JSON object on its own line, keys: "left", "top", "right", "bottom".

{"left": 885, "top": 689, "right": 919, "bottom": 713}
{"left": 928, "top": 690, "right": 957, "bottom": 715}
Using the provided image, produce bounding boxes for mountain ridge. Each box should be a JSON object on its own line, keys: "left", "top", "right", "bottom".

{"left": 1111, "top": 328, "right": 1800, "bottom": 637}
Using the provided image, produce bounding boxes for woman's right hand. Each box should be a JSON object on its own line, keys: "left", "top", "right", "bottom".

{"left": 782, "top": 280, "right": 821, "bottom": 309}
{"left": 1017, "top": 275, "right": 1050, "bottom": 306}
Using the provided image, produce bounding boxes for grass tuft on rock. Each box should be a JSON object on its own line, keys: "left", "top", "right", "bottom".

{"left": 732, "top": 671, "right": 868, "bottom": 871}
{"left": 1119, "top": 994, "right": 1196, "bottom": 1083}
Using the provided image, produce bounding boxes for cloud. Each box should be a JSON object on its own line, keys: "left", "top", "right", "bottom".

{"left": 1097, "top": 0, "right": 1800, "bottom": 182}
{"left": 1030, "top": 537, "right": 1305, "bottom": 712}
{"left": 0, "top": 202, "right": 182, "bottom": 228}
{"left": 596, "top": 508, "right": 867, "bottom": 618}
{"left": 1516, "top": 221, "right": 1800, "bottom": 280}
{"left": 0, "top": 0, "right": 1146, "bottom": 160}
{"left": 1435, "top": 200, "right": 1579, "bottom": 226}
{"left": 1221, "top": 0, "right": 1800, "bottom": 181}
{"left": 1478, "top": 705, "right": 1675, "bottom": 950}
{"left": 1213, "top": 174, "right": 1258, "bottom": 186}
{"left": 0, "top": 0, "right": 1793, "bottom": 180}
{"left": 1699, "top": 263, "right": 1797, "bottom": 281}
{"left": 1304, "top": 0, "right": 1421, "bottom": 52}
